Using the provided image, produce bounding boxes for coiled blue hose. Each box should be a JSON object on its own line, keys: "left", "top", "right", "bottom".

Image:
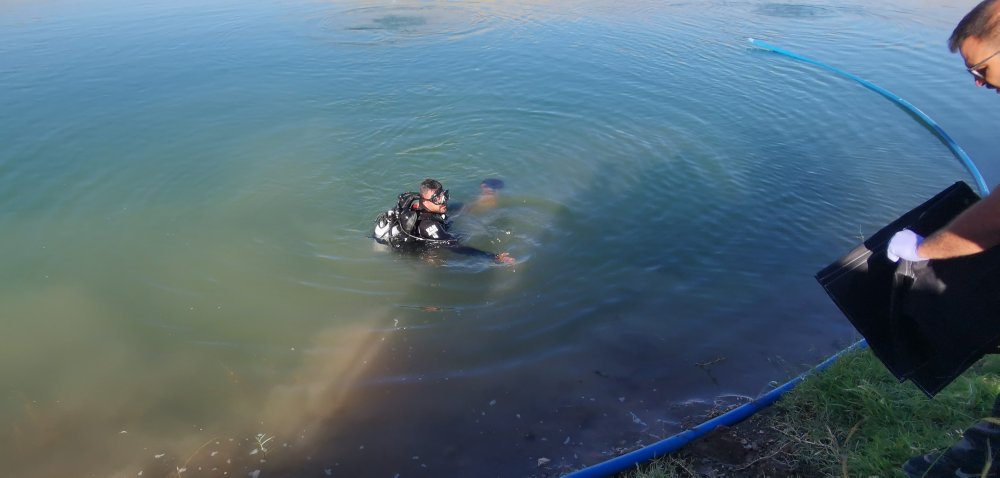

{"left": 749, "top": 38, "right": 990, "bottom": 196}
{"left": 564, "top": 40, "right": 990, "bottom": 478}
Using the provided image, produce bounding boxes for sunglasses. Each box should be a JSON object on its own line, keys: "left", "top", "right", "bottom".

{"left": 427, "top": 189, "right": 449, "bottom": 205}
{"left": 968, "top": 49, "right": 1000, "bottom": 83}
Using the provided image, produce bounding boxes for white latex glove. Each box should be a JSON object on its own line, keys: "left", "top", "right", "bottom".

{"left": 886, "top": 229, "right": 927, "bottom": 262}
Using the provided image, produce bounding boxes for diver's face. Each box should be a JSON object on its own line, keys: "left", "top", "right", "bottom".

{"left": 421, "top": 188, "right": 448, "bottom": 213}
{"left": 960, "top": 36, "right": 1000, "bottom": 92}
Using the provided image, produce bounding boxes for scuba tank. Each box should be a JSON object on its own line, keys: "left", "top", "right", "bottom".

{"left": 373, "top": 192, "right": 420, "bottom": 246}
{"left": 395, "top": 192, "right": 421, "bottom": 235}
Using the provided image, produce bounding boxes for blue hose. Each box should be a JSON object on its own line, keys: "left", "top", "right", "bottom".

{"left": 563, "top": 340, "right": 868, "bottom": 478}
{"left": 748, "top": 38, "right": 990, "bottom": 196}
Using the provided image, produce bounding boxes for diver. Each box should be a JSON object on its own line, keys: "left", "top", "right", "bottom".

{"left": 373, "top": 178, "right": 515, "bottom": 264}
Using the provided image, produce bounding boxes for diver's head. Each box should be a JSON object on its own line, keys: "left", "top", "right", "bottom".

{"left": 420, "top": 178, "right": 448, "bottom": 213}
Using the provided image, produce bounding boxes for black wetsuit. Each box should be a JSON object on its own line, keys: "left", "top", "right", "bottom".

{"left": 414, "top": 211, "right": 454, "bottom": 242}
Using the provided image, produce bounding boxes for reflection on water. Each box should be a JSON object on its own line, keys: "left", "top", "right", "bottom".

{"left": 1, "top": 0, "right": 995, "bottom": 476}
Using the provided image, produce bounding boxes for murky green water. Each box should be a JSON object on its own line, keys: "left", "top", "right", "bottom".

{"left": 2, "top": 0, "right": 997, "bottom": 476}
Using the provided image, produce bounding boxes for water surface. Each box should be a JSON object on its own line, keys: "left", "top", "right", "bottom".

{"left": 2, "top": 0, "right": 997, "bottom": 476}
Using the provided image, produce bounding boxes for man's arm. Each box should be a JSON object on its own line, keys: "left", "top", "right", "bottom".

{"left": 918, "top": 187, "right": 1000, "bottom": 259}
{"left": 418, "top": 218, "right": 514, "bottom": 264}
{"left": 446, "top": 245, "right": 515, "bottom": 264}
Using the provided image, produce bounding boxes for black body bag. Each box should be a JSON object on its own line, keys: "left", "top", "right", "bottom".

{"left": 816, "top": 181, "right": 1000, "bottom": 397}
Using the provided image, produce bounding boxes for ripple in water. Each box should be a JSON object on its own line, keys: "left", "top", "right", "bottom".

{"left": 348, "top": 14, "right": 427, "bottom": 32}
{"left": 754, "top": 3, "right": 838, "bottom": 18}
{"left": 311, "top": 3, "right": 501, "bottom": 45}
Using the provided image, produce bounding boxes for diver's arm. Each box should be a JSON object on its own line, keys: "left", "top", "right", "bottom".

{"left": 446, "top": 245, "right": 514, "bottom": 264}
{"left": 418, "top": 219, "right": 514, "bottom": 263}
{"left": 918, "top": 187, "right": 1000, "bottom": 259}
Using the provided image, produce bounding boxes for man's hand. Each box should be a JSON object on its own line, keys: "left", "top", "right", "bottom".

{"left": 495, "top": 252, "right": 515, "bottom": 264}
{"left": 887, "top": 229, "right": 927, "bottom": 262}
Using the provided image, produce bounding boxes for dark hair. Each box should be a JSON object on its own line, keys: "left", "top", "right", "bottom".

{"left": 949, "top": 0, "right": 1000, "bottom": 52}
{"left": 420, "top": 178, "right": 443, "bottom": 194}
{"left": 481, "top": 178, "right": 504, "bottom": 190}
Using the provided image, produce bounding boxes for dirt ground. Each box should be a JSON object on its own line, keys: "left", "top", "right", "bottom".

{"left": 616, "top": 407, "right": 828, "bottom": 478}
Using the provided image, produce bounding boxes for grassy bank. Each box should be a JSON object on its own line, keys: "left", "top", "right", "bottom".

{"left": 627, "top": 348, "right": 1000, "bottom": 477}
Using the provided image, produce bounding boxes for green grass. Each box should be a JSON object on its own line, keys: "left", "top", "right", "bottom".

{"left": 628, "top": 349, "right": 1000, "bottom": 477}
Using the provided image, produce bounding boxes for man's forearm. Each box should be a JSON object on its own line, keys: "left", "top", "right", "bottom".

{"left": 918, "top": 187, "right": 1000, "bottom": 259}
{"left": 447, "top": 244, "right": 499, "bottom": 261}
